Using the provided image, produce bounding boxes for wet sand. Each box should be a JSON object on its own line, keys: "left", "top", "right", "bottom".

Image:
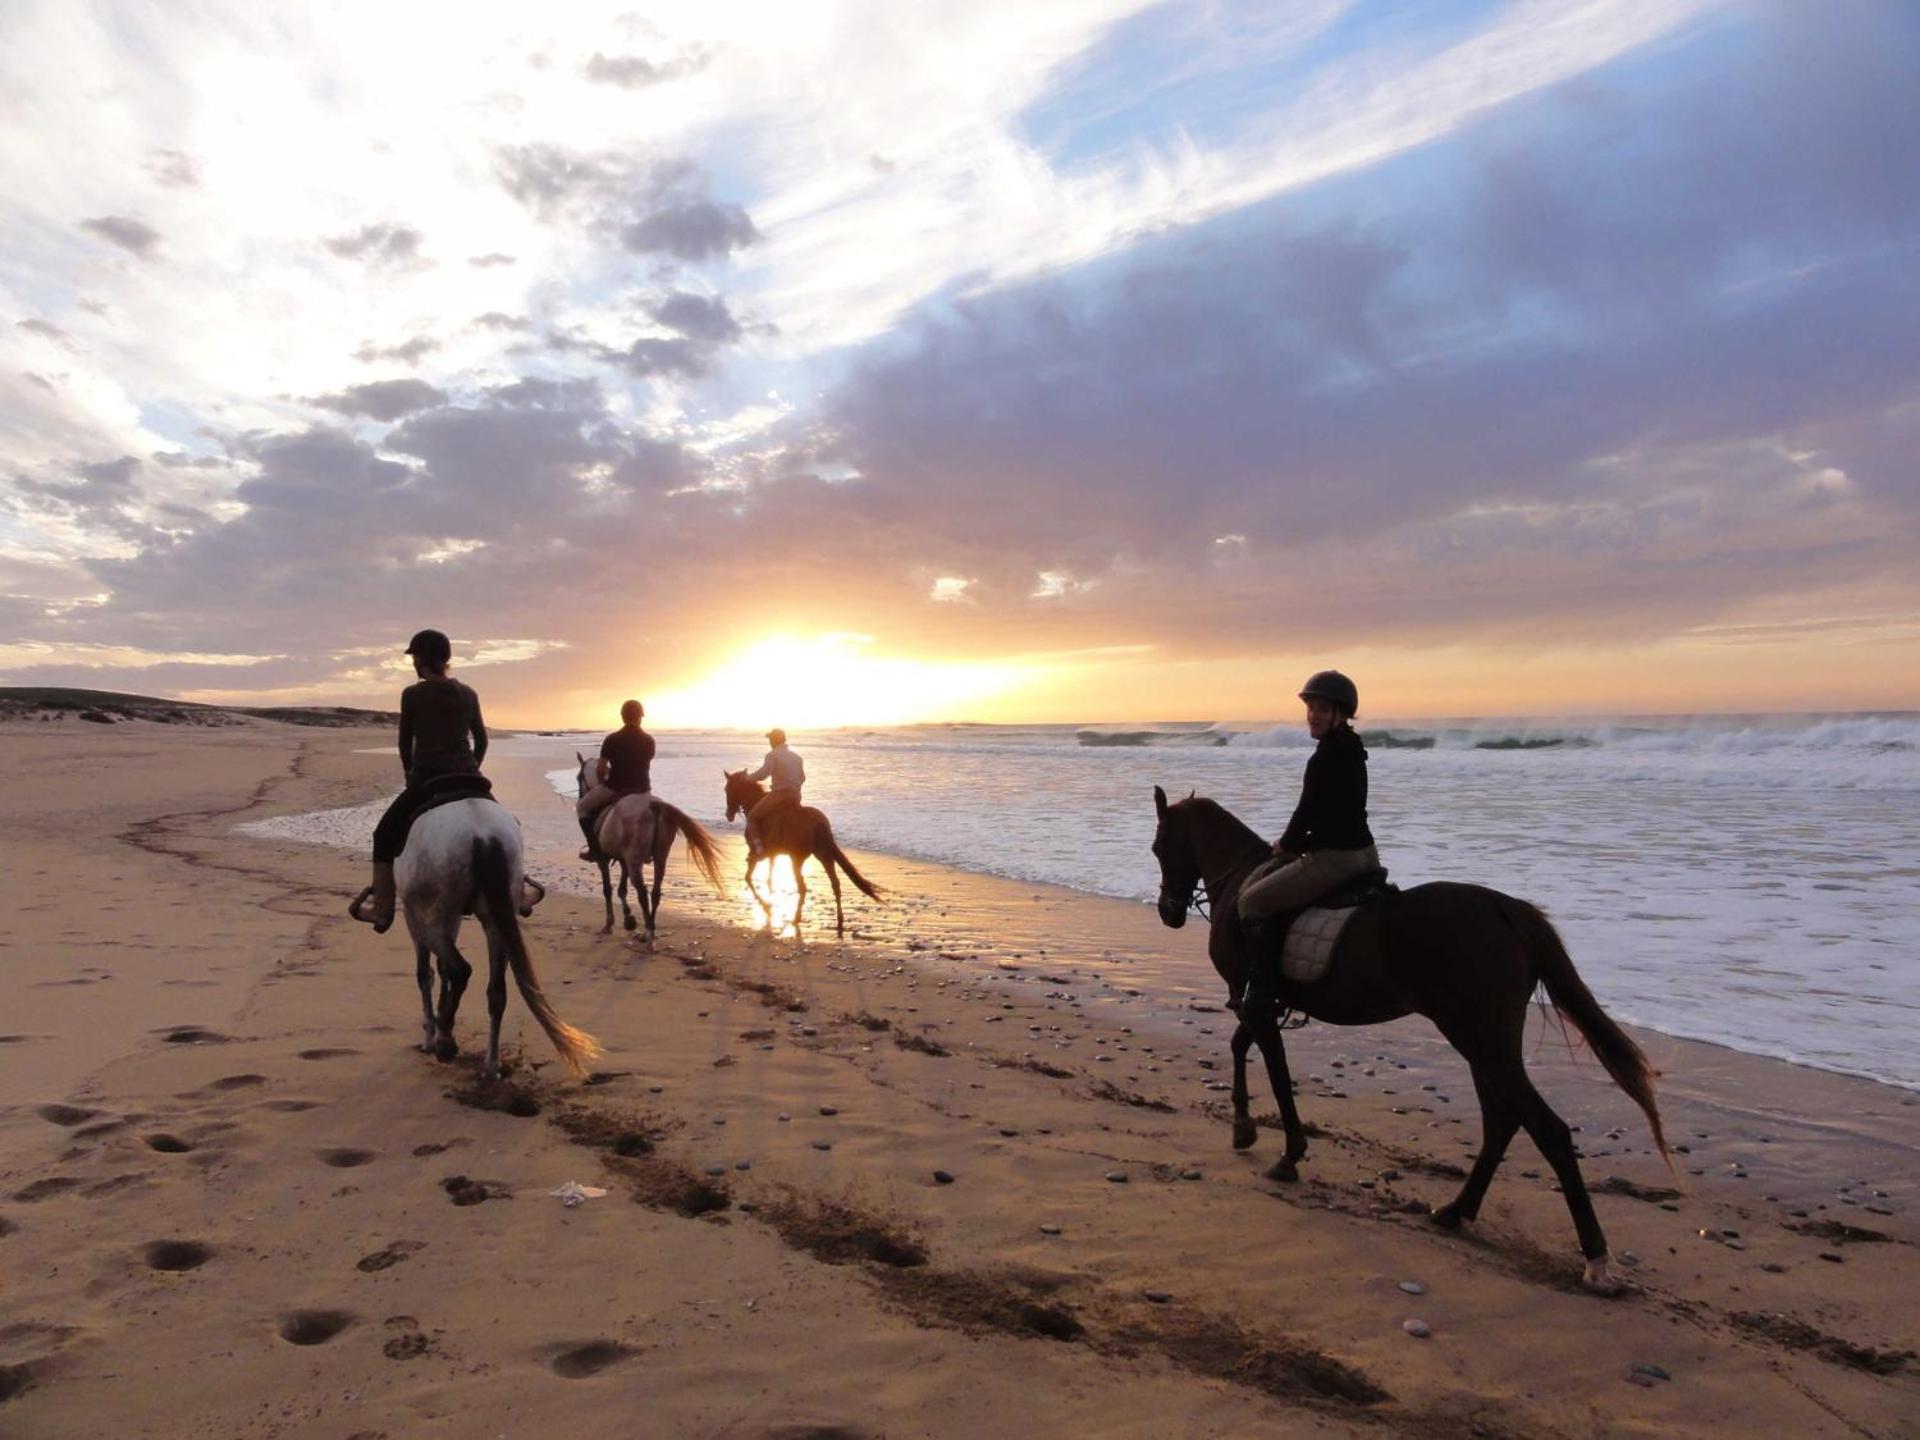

{"left": 1, "top": 719, "right": 1915, "bottom": 1438}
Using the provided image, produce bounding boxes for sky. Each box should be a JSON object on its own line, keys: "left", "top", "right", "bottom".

{"left": 2, "top": 0, "right": 1917, "bottom": 728}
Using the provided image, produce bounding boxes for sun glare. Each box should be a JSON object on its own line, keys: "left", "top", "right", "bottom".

{"left": 643, "top": 633, "right": 1033, "bottom": 728}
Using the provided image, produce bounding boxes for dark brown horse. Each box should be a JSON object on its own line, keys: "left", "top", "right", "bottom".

{"left": 1151, "top": 786, "right": 1669, "bottom": 1291}
{"left": 723, "top": 771, "right": 883, "bottom": 936}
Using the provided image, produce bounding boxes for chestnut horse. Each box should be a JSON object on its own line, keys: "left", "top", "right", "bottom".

{"left": 1150, "top": 786, "right": 1669, "bottom": 1292}
{"left": 722, "top": 771, "right": 883, "bottom": 935}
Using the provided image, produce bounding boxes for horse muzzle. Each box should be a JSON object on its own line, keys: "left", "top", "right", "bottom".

{"left": 1157, "top": 894, "right": 1188, "bottom": 929}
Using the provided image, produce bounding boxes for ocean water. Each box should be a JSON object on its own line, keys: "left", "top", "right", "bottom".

{"left": 249, "top": 713, "right": 1920, "bottom": 1091}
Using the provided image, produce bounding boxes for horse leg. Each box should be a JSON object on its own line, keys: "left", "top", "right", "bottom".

{"left": 1430, "top": 1059, "right": 1521, "bottom": 1232}
{"left": 745, "top": 856, "right": 771, "bottom": 926}
{"left": 415, "top": 944, "right": 435, "bottom": 1053}
{"left": 1510, "top": 1074, "right": 1618, "bottom": 1288}
{"left": 481, "top": 924, "right": 509, "bottom": 1081}
{"left": 597, "top": 858, "right": 615, "bottom": 933}
{"left": 791, "top": 859, "right": 809, "bottom": 934}
{"left": 618, "top": 861, "right": 637, "bottom": 932}
{"left": 1245, "top": 1016, "right": 1309, "bottom": 1180}
{"left": 822, "top": 851, "right": 846, "bottom": 937}
{"left": 647, "top": 825, "right": 674, "bottom": 944}
{"left": 632, "top": 853, "right": 656, "bottom": 946}
{"left": 1229, "top": 1023, "right": 1258, "bottom": 1149}
{"left": 431, "top": 938, "right": 473, "bottom": 1064}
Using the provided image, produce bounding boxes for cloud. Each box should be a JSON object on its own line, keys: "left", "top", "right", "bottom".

{"left": 17, "top": 318, "right": 69, "bottom": 343}
{"left": 472, "top": 311, "right": 532, "bottom": 332}
{"left": 147, "top": 148, "right": 200, "bottom": 187}
{"left": 584, "top": 48, "right": 708, "bottom": 89}
{"left": 324, "top": 222, "right": 424, "bottom": 264}
{"left": 79, "top": 215, "right": 159, "bottom": 256}
{"left": 308, "top": 379, "right": 449, "bottom": 421}
{"left": 467, "top": 252, "right": 516, "bottom": 268}
{"left": 646, "top": 291, "right": 743, "bottom": 344}
{"left": 620, "top": 198, "right": 759, "bottom": 261}
{"left": 353, "top": 336, "right": 440, "bottom": 364}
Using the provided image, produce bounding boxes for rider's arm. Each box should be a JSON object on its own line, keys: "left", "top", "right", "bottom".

{"left": 1277, "top": 751, "right": 1319, "bottom": 854}
{"left": 745, "top": 755, "right": 772, "bottom": 783}
{"left": 469, "top": 690, "right": 488, "bottom": 768}
{"left": 397, "top": 687, "right": 415, "bottom": 776}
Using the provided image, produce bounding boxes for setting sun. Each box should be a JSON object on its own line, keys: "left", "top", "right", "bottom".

{"left": 640, "top": 633, "right": 1036, "bottom": 729}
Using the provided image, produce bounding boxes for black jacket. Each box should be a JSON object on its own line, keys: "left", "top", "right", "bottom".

{"left": 1278, "top": 724, "right": 1374, "bottom": 853}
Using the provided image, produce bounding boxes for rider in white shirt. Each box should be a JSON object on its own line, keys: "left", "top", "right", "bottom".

{"left": 743, "top": 728, "right": 804, "bottom": 857}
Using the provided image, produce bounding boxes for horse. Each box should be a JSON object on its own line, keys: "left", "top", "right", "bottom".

{"left": 573, "top": 754, "right": 727, "bottom": 942}
{"left": 352, "top": 797, "right": 598, "bottom": 1080}
{"left": 722, "top": 770, "right": 883, "bottom": 936}
{"left": 1149, "top": 786, "right": 1669, "bottom": 1293}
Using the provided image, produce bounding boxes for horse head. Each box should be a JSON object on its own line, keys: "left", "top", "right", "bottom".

{"left": 575, "top": 751, "right": 595, "bottom": 797}
{"left": 722, "top": 768, "right": 763, "bottom": 822}
{"left": 1151, "top": 785, "right": 1201, "bottom": 929}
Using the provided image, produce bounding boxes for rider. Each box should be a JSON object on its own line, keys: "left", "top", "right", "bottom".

{"left": 361, "top": 629, "right": 489, "bottom": 933}
{"left": 1234, "top": 670, "right": 1380, "bottom": 1010}
{"left": 578, "top": 699, "right": 655, "bottom": 860}
{"left": 742, "top": 727, "right": 804, "bottom": 859}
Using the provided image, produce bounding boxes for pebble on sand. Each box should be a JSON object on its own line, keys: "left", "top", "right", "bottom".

{"left": 811, "top": 1140, "right": 832, "bottom": 1151}
{"left": 933, "top": 1169, "right": 955, "bottom": 1184}
{"left": 1397, "top": 1280, "right": 1426, "bottom": 1295}
{"left": 1401, "top": 1319, "right": 1432, "bottom": 1339}
{"left": 1105, "top": 1170, "right": 1128, "bottom": 1183}
{"left": 1039, "top": 1224, "right": 1062, "bottom": 1235}
{"left": 1143, "top": 1290, "right": 1172, "bottom": 1304}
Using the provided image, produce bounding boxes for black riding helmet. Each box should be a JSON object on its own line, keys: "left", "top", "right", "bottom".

{"left": 1298, "top": 669, "right": 1358, "bottom": 718}
{"left": 405, "top": 628, "right": 452, "bottom": 669}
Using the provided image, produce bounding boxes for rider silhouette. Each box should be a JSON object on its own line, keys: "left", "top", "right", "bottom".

{"left": 578, "top": 700, "right": 654, "bottom": 860}
{"left": 743, "top": 727, "right": 804, "bottom": 858}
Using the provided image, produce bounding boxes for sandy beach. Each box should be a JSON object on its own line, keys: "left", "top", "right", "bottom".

{"left": 2, "top": 719, "right": 1916, "bottom": 1439}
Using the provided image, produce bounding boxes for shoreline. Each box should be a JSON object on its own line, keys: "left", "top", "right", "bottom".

{"left": 1, "top": 719, "right": 1915, "bottom": 1437}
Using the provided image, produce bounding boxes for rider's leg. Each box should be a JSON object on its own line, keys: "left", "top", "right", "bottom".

{"left": 1235, "top": 853, "right": 1321, "bottom": 1014}
{"left": 576, "top": 785, "right": 614, "bottom": 860}
{"left": 359, "top": 790, "right": 416, "bottom": 933}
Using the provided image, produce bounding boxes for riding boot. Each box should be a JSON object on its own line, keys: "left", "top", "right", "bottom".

{"left": 367, "top": 861, "right": 396, "bottom": 934}
{"left": 578, "top": 814, "right": 601, "bottom": 862}
{"left": 1239, "top": 911, "right": 1293, "bottom": 1019}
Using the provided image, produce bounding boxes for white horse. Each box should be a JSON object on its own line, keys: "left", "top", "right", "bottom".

{"left": 574, "top": 754, "right": 727, "bottom": 943}
{"left": 355, "top": 797, "right": 598, "bottom": 1078}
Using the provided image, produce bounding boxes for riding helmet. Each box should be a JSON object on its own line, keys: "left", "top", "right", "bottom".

{"left": 405, "top": 628, "right": 452, "bottom": 667}
{"left": 1297, "top": 669, "right": 1358, "bottom": 717}
{"left": 767, "top": 727, "right": 787, "bottom": 746}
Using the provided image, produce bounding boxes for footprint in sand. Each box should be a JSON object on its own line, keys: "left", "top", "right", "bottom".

{"left": 14, "top": 1177, "right": 81, "bottom": 1202}
{"left": 278, "top": 1310, "right": 356, "bottom": 1346}
{"left": 356, "top": 1240, "right": 425, "bottom": 1273}
{"left": 0, "top": 1217, "right": 18, "bottom": 1237}
{"left": 143, "top": 1240, "right": 214, "bottom": 1272}
{"left": 317, "top": 1148, "right": 377, "bottom": 1169}
{"left": 258, "top": 1100, "right": 321, "bottom": 1112}
{"left": 211, "top": 1074, "right": 267, "bottom": 1091}
{"left": 550, "top": 1341, "right": 634, "bottom": 1378}
{"left": 145, "top": 1134, "right": 196, "bottom": 1154}
{"left": 158, "top": 1027, "right": 229, "bottom": 1045}
{"left": 35, "top": 1104, "right": 101, "bottom": 1127}
{"left": 297, "top": 1048, "right": 360, "bottom": 1061}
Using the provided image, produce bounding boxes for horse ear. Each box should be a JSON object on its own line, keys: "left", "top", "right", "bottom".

{"left": 1153, "top": 785, "right": 1168, "bottom": 818}
{"left": 1186, "top": 789, "right": 1196, "bottom": 801}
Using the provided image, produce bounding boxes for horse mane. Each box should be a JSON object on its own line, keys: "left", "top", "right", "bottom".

{"left": 1178, "top": 795, "right": 1268, "bottom": 860}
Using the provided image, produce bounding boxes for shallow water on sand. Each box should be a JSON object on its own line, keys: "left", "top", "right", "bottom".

{"left": 243, "top": 715, "right": 1920, "bottom": 1091}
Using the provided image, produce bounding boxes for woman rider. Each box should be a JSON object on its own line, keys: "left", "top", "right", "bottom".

{"left": 357, "top": 629, "right": 489, "bottom": 932}
{"left": 1234, "top": 669, "right": 1380, "bottom": 1011}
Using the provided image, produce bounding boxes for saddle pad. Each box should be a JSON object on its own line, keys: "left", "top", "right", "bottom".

{"left": 1281, "top": 905, "right": 1357, "bottom": 985}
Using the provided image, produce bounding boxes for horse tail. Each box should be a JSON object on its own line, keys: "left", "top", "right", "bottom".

{"left": 823, "top": 828, "right": 884, "bottom": 901}
{"left": 1507, "top": 897, "right": 1671, "bottom": 1166}
{"left": 473, "top": 836, "right": 600, "bottom": 1077}
{"left": 651, "top": 801, "right": 726, "bottom": 894}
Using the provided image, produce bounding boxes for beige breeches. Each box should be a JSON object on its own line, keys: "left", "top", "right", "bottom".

{"left": 1238, "top": 844, "right": 1381, "bottom": 920}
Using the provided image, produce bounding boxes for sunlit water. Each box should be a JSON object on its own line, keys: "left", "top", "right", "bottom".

{"left": 243, "top": 713, "right": 1920, "bottom": 1091}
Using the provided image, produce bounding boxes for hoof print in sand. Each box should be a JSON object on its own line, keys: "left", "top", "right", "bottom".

{"left": 318, "top": 1148, "right": 377, "bottom": 1169}
{"left": 297, "top": 1048, "right": 360, "bottom": 1060}
{"left": 36, "top": 1104, "right": 101, "bottom": 1127}
{"left": 278, "top": 1310, "right": 356, "bottom": 1346}
{"left": 550, "top": 1341, "right": 633, "bottom": 1378}
{"left": 356, "top": 1241, "right": 425, "bottom": 1273}
{"left": 145, "top": 1134, "right": 195, "bottom": 1154}
{"left": 259, "top": 1100, "right": 321, "bottom": 1113}
{"left": 144, "top": 1239, "right": 214, "bottom": 1272}
{"left": 211, "top": 1074, "right": 267, "bottom": 1091}
{"left": 383, "top": 1331, "right": 432, "bottom": 1360}
{"left": 441, "top": 1175, "right": 506, "bottom": 1206}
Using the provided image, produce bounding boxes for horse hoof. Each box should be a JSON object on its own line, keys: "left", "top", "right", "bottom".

{"left": 1582, "top": 1255, "right": 1624, "bottom": 1296}
{"left": 1428, "top": 1204, "right": 1464, "bottom": 1231}
{"left": 623, "top": 916, "right": 637, "bottom": 932}
{"left": 1231, "top": 1120, "right": 1258, "bottom": 1151}
{"left": 433, "top": 1034, "right": 459, "bottom": 1063}
{"left": 1265, "top": 1158, "right": 1298, "bottom": 1183}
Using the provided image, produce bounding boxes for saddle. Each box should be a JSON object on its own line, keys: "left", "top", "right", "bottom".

{"left": 1276, "top": 867, "right": 1396, "bottom": 986}
{"left": 406, "top": 772, "right": 494, "bottom": 825}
